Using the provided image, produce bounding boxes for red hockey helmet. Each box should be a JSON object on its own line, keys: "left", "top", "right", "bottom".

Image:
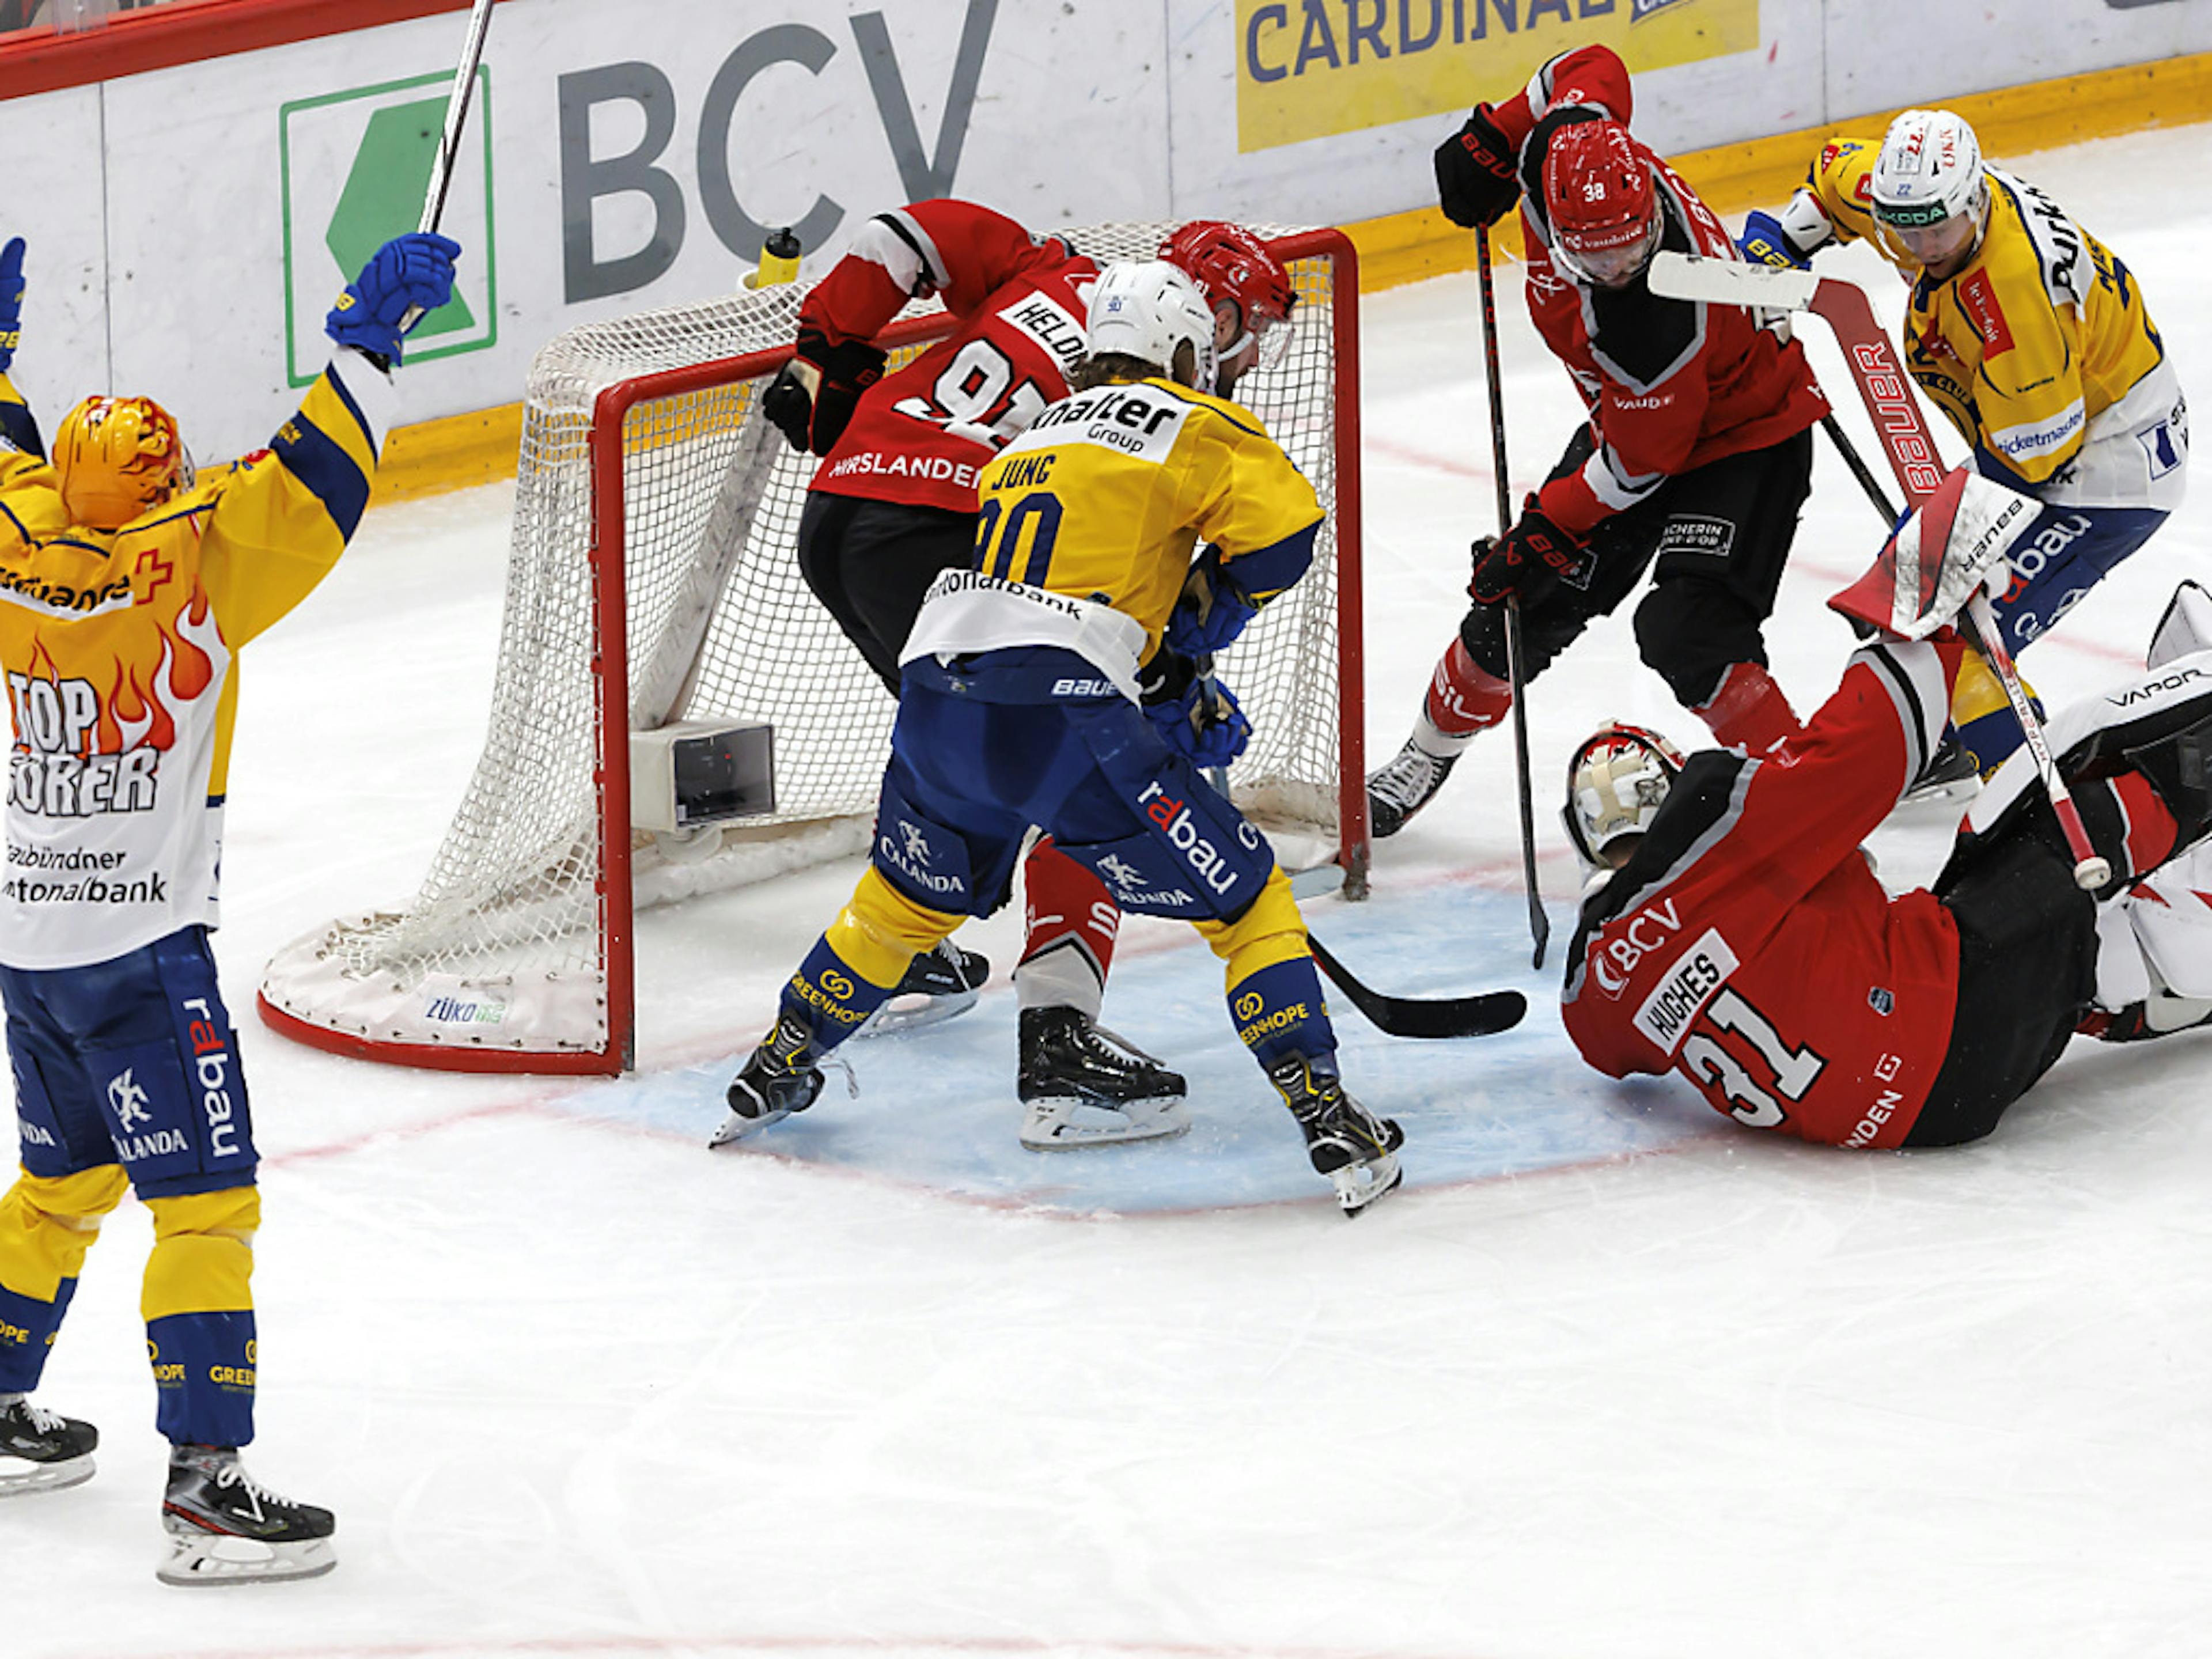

{"left": 1158, "top": 220, "right": 1296, "bottom": 377}
{"left": 1542, "top": 120, "right": 1660, "bottom": 289}
{"left": 1563, "top": 722, "right": 1685, "bottom": 866}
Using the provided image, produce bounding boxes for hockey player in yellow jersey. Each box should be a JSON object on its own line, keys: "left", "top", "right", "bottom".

{"left": 1741, "top": 109, "right": 2188, "bottom": 783}
{"left": 714, "top": 260, "right": 1407, "bottom": 1215}
{"left": 0, "top": 229, "right": 459, "bottom": 1581}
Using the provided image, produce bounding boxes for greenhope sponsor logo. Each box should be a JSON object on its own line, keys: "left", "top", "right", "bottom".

{"left": 279, "top": 70, "right": 499, "bottom": 388}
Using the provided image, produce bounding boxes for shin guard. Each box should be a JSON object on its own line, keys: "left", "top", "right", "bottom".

{"left": 1016, "top": 839, "right": 1120, "bottom": 1018}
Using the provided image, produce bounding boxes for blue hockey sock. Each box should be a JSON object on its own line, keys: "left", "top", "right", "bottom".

{"left": 1227, "top": 955, "right": 1338, "bottom": 1073}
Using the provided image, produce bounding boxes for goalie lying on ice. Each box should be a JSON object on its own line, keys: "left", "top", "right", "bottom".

{"left": 1560, "top": 469, "right": 2212, "bottom": 1149}
{"left": 713, "top": 259, "right": 1404, "bottom": 1216}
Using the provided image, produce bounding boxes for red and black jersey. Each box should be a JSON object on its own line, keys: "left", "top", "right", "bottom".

{"left": 1561, "top": 641, "right": 1970, "bottom": 1149}
{"left": 1486, "top": 47, "right": 1830, "bottom": 537}
{"left": 802, "top": 199, "right": 1098, "bottom": 515}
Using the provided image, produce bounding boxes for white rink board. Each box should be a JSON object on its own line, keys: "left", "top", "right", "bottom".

{"left": 3, "top": 0, "right": 2210, "bottom": 457}
{"left": 10, "top": 119, "right": 2212, "bottom": 1657}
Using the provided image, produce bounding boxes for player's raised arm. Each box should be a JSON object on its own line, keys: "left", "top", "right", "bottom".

{"left": 195, "top": 233, "right": 460, "bottom": 646}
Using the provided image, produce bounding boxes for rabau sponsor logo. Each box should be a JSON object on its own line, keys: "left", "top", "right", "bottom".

{"left": 1235, "top": 0, "right": 1760, "bottom": 154}
{"left": 278, "top": 70, "right": 499, "bottom": 388}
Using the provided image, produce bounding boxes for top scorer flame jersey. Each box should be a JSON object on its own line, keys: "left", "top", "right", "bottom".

{"left": 1788, "top": 141, "right": 2171, "bottom": 493}
{"left": 0, "top": 352, "right": 395, "bottom": 971}
{"left": 1561, "top": 641, "right": 1971, "bottom": 1149}
{"left": 1485, "top": 45, "right": 1829, "bottom": 536}
{"left": 903, "top": 376, "right": 1323, "bottom": 698}
{"left": 804, "top": 199, "right": 1100, "bottom": 514}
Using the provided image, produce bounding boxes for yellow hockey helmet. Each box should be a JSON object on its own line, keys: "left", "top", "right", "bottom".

{"left": 54, "top": 395, "right": 190, "bottom": 531}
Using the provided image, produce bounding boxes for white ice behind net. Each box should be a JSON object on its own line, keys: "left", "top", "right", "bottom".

{"left": 261, "top": 225, "right": 1349, "bottom": 1062}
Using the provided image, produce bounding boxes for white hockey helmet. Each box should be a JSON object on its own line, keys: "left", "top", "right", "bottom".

{"left": 1563, "top": 722, "right": 1685, "bottom": 866}
{"left": 1084, "top": 259, "right": 1219, "bottom": 392}
{"left": 1870, "top": 109, "right": 1988, "bottom": 270}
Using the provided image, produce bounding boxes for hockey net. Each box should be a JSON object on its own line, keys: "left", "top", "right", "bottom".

{"left": 258, "top": 225, "right": 1366, "bottom": 1074}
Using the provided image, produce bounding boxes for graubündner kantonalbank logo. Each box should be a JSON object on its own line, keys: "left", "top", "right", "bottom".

{"left": 1234, "top": 0, "right": 1759, "bottom": 153}
{"left": 278, "top": 71, "right": 499, "bottom": 388}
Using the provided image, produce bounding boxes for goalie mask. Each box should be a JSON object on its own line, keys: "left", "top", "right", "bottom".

{"left": 1085, "top": 260, "right": 1219, "bottom": 393}
{"left": 1158, "top": 220, "right": 1297, "bottom": 381}
{"left": 55, "top": 394, "right": 193, "bottom": 532}
{"left": 1870, "top": 109, "right": 1988, "bottom": 274}
{"left": 1564, "top": 723, "right": 1684, "bottom": 866}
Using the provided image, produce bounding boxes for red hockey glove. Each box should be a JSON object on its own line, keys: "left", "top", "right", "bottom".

{"left": 762, "top": 327, "right": 888, "bottom": 456}
{"left": 1469, "top": 507, "right": 1591, "bottom": 605}
{"left": 1433, "top": 104, "right": 1523, "bottom": 230}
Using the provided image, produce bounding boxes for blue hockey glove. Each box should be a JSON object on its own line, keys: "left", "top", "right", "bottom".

{"left": 1163, "top": 551, "right": 1258, "bottom": 657}
{"left": 1738, "top": 210, "right": 1810, "bottom": 271}
{"left": 325, "top": 233, "right": 463, "bottom": 365}
{"left": 0, "top": 237, "right": 25, "bottom": 374}
{"left": 1147, "top": 671, "right": 1252, "bottom": 770}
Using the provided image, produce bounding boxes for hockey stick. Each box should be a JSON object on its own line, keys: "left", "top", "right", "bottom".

{"left": 1476, "top": 224, "right": 1550, "bottom": 969}
{"left": 1308, "top": 934, "right": 1527, "bottom": 1039}
{"left": 1648, "top": 253, "right": 2111, "bottom": 889}
{"left": 400, "top": 0, "right": 498, "bottom": 332}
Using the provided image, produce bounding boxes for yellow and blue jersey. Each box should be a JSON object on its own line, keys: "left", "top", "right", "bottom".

{"left": 967, "top": 376, "right": 1324, "bottom": 661}
{"left": 1797, "top": 141, "right": 2167, "bottom": 487}
{"left": 0, "top": 351, "right": 395, "bottom": 969}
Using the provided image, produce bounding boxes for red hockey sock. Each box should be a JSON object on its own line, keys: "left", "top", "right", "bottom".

{"left": 1694, "top": 661, "right": 1802, "bottom": 756}
{"left": 1017, "top": 839, "right": 1121, "bottom": 1015}
{"left": 1423, "top": 638, "right": 1513, "bottom": 741}
{"left": 2111, "top": 772, "right": 2179, "bottom": 880}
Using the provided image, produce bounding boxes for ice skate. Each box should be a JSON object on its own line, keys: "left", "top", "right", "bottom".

{"left": 1366, "top": 738, "right": 1457, "bottom": 839}
{"left": 157, "top": 1445, "right": 336, "bottom": 1586}
{"left": 1899, "top": 730, "right": 1982, "bottom": 809}
{"left": 1269, "top": 1057, "right": 1405, "bottom": 1217}
{"left": 713, "top": 1011, "right": 850, "bottom": 1146}
{"left": 1017, "top": 1006, "right": 1191, "bottom": 1149}
{"left": 856, "top": 940, "right": 990, "bottom": 1037}
{"left": 0, "top": 1395, "right": 97, "bottom": 1497}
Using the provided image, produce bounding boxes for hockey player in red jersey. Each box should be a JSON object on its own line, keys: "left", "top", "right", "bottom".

{"left": 759, "top": 200, "right": 1296, "bottom": 1150}
{"left": 1560, "top": 467, "right": 2212, "bottom": 1149}
{"left": 1368, "top": 44, "right": 1831, "bottom": 838}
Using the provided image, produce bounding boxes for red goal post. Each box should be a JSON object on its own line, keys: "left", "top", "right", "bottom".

{"left": 258, "top": 224, "right": 1368, "bottom": 1075}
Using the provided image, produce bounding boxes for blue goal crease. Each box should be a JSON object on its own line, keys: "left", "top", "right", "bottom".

{"left": 544, "top": 882, "right": 1721, "bottom": 1215}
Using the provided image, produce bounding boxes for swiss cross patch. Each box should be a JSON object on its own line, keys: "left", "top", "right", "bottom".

{"left": 1958, "top": 272, "right": 2015, "bottom": 357}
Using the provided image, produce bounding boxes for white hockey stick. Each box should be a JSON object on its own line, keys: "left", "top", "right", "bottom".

{"left": 1649, "top": 252, "right": 2111, "bottom": 889}
{"left": 400, "top": 0, "right": 498, "bottom": 331}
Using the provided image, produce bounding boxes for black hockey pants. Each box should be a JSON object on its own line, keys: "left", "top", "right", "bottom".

{"left": 797, "top": 493, "right": 979, "bottom": 695}
{"left": 1458, "top": 425, "right": 1813, "bottom": 709}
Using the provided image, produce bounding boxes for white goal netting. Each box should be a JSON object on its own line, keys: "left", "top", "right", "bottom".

{"left": 260, "top": 225, "right": 1360, "bottom": 1071}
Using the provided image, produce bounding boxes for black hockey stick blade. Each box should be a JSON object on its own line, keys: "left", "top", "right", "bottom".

{"left": 1308, "top": 935, "right": 1527, "bottom": 1040}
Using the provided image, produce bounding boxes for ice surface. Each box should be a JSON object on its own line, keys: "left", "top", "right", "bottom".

{"left": 13, "top": 126, "right": 2212, "bottom": 1657}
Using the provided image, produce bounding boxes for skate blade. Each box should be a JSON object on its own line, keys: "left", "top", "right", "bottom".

{"left": 0, "top": 1453, "right": 94, "bottom": 1497}
{"left": 1020, "top": 1095, "right": 1192, "bottom": 1151}
{"left": 1895, "top": 772, "right": 1983, "bottom": 813}
{"left": 708, "top": 1104, "right": 789, "bottom": 1148}
{"left": 1330, "top": 1150, "right": 1404, "bottom": 1217}
{"left": 854, "top": 987, "right": 980, "bottom": 1039}
{"left": 157, "top": 1531, "right": 337, "bottom": 1587}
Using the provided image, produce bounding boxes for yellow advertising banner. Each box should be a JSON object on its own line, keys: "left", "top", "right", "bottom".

{"left": 1236, "top": 0, "right": 1762, "bottom": 153}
